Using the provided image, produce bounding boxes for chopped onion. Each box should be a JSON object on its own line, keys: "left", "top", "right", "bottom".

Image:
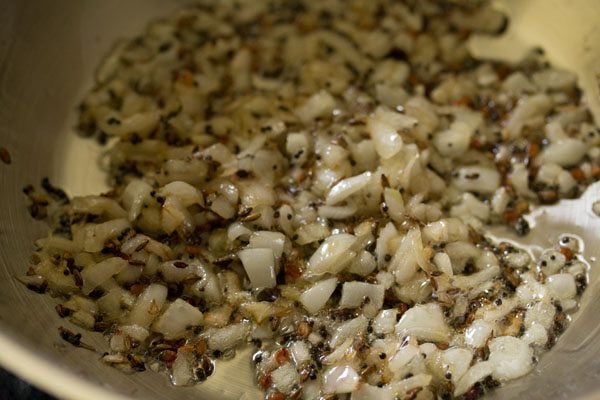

{"left": 373, "top": 309, "right": 398, "bottom": 335}
{"left": 295, "top": 90, "right": 336, "bottom": 124}
{"left": 171, "top": 351, "right": 194, "bottom": 386}
{"left": 339, "top": 282, "right": 384, "bottom": 318}
{"left": 322, "top": 364, "right": 360, "bottom": 394}
{"left": 159, "top": 181, "right": 203, "bottom": 207}
{"left": 238, "top": 248, "right": 276, "bottom": 289}
{"left": 271, "top": 363, "right": 300, "bottom": 394}
{"left": 127, "top": 284, "right": 168, "bottom": 328}
{"left": 330, "top": 315, "right": 368, "bottom": 348}
{"left": 299, "top": 277, "right": 338, "bottom": 314}
{"left": 367, "top": 114, "right": 403, "bottom": 160}
{"left": 248, "top": 231, "right": 289, "bottom": 260}
{"left": 306, "top": 234, "right": 357, "bottom": 276}
{"left": 152, "top": 299, "right": 203, "bottom": 339}
{"left": 82, "top": 219, "right": 130, "bottom": 253}
{"left": 488, "top": 336, "right": 533, "bottom": 381}
{"left": 81, "top": 257, "right": 128, "bottom": 295}
{"left": 464, "top": 319, "right": 494, "bottom": 348}
{"left": 326, "top": 172, "right": 372, "bottom": 205}
{"left": 454, "top": 361, "right": 494, "bottom": 396}
{"left": 395, "top": 303, "right": 451, "bottom": 342}
{"left": 206, "top": 322, "right": 251, "bottom": 351}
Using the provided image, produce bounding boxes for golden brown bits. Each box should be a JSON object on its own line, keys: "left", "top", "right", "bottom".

{"left": 267, "top": 391, "right": 285, "bottom": 400}
{"left": 177, "top": 69, "right": 195, "bottom": 87}
{"left": 296, "top": 321, "right": 312, "bottom": 338}
{"left": 570, "top": 167, "right": 586, "bottom": 182}
{"left": 129, "top": 283, "right": 147, "bottom": 296}
{"left": 258, "top": 373, "right": 272, "bottom": 389}
{"left": 558, "top": 246, "right": 574, "bottom": 261}
{"left": 160, "top": 350, "right": 177, "bottom": 365}
{"left": 0, "top": 147, "right": 11, "bottom": 165}
{"left": 275, "top": 348, "right": 290, "bottom": 365}
{"left": 195, "top": 339, "right": 208, "bottom": 355}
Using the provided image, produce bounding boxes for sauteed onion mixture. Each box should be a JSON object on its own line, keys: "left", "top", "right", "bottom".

{"left": 21, "top": 0, "right": 598, "bottom": 399}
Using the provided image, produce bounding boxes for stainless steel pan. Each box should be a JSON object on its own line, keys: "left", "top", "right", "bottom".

{"left": 0, "top": 1, "right": 599, "bottom": 399}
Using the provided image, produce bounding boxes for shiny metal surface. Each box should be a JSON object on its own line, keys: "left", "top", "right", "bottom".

{"left": 0, "top": 1, "right": 599, "bottom": 399}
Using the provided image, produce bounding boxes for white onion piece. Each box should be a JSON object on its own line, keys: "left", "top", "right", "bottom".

{"left": 454, "top": 361, "right": 494, "bottom": 396}
{"left": 299, "top": 277, "right": 338, "bottom": 314}
{"left": 367, "top": 114, "right": 404, "bottom": 160}
{"left": 81, "top": 257, "right": 128, "bottom": 295}
{"left": 241, "top": 302, "right": 277, "bottom": 324}
{"left": 120, "top": 234, "right": 150, "bottom": 255}
{"left": 118, "top": 324, "right": 149, "bottom": 342}
{"left": 286, "top": 132, "right": 310, "bottom": 165}
{"left": 330, "top": 315, "right": 368, "bottom": 348}
{"left": 207, "top": 322, "right": 251, "bottom": 351}
{"left": 295, "top": 223, "right": 330, "bottom": 245}
{"left": 524, "top": 300, "right": 556, "bottom": 329}
{"left": 421, "top": 218, "right": 469, "bottom": 244}
{"left": 376, "top": 222, "right": 399, "bottom": 268}
{"left": 82, "top": 219, "right": 130, "bottom": 253}
{"left": 35, "top": 236, "right": 80, "bottom": 253}
{"left": 322, "top": 338, "right": 353, "bottom": 366}
{"left": 290, "top": 340, "right": 311, "bottom": 366}
{"left": 395, "top": 303, "right": 451, "bottom": 342}
{"left": 504, "top": 94, "right": 553, "bottom": 139}
{"left": 227, "top": 222, "right": 253, "bottom": 242}
{"left": 452, "top": 265, "right": 500, "bottom": 291}
{"left": 441, "top": 348, "right": 473, "bottom": 384}
{"left": 121, "top": 179, "right": 152, "bottom": 221}
{"left": 248, "top": 231, "right": 289, "bottom": 260}
{"left": 159, "top": 261, "right": 197, "bottom": 283}
{"left": 373, "top": 309, "right": 398, "bottom": 335}
{"left": 433, "top": 252, "right": 453, "bottom": 276}
{"left": 161, "top": 196, "right": 194, "bottom": 234}
{"left": 158, "top": 181, "right": 203, "bottom": 207}
{"left": 295, "top": 90, "right": 336, "bottom": 124}
{"left": 210, "top": 195, "right": 236, "bottom": 219}
{"left": 488, "top": 336, "right": 533, "bottom": 381}
{"left": 171, "top": 351, "right": 194, "bottom": 386}
{"left": 238, "top": 248, "right": 276, "bottom": 289}
{"left": 152, "top": 299, "right": 203, "bottom": 339}
{"left": 476, "top": 296, "right": 518, "bottom": 323}
{"left": 452, "top": 166, "right": 501, "bottom": 195}
{"left": 270, "top": 364, "right": 299, "bottom": 394}
{"left": 546, "top": 273, "right": 577, "bottom": 300}
{"left": 388, "top": 343, "right": 419, "bottom": 372}
{"left": 71, "top": 196, "right": 127, "bottom": 220}
{"left": 390, "top": 227, "right": 427, "bottom": 284}
{"left": 533, "top": 68, "right": 577, "bottom": 91}
{"left": 326, "top": 172, "right": 372, "bottom": 205}
{"left": 539, "top": 138, "right": 587, "bottom": 167}
{"left": 318, "top": 204, "right": 358, "bottom": 220}
{"left": 516, "top": 275, "right": 548, "bottom": 304}
{"left": 383, "top": 188, "right": 405, "bottom": 223}
{"left": 464, "top": 319, "right": 494, "bottom": 348}
{"left": 323, "top": 364, "right": 360, "bottom": 394}
{"left": 347, "top": 250, "right": 377, "bottom": 276}
{"left": 339, "top": 282, "right": 384, "bottom": 318}
{"left": 522, "top": 323, "right": 548, "bottom": 346}
{"left": 127, "top": 284, "right": 168, "bottom": 328}
{"left": 373, "top": 106, "right": 418, "bottom": 130}
{"left": 306, "top": 234, "right": 357, "bottom": 275}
